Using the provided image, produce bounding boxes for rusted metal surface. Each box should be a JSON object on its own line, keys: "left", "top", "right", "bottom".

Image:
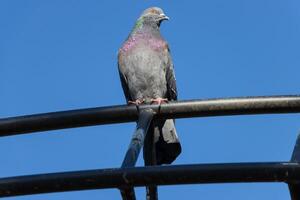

{"left": 1, "top": 162, "right": 300, "bottom": 198}
{"left": 1, "top": 95, "right": 300, "bottom": 136}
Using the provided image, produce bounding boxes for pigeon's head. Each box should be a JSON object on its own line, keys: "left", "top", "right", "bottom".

{"left": 139, "top": 7, "right": 169, "bottom": 27}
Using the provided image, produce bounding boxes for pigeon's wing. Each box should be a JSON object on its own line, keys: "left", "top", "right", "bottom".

{"left": 164, "top": 44, "right": 178, "bottom": 101}
{"left": 118, "top": 52, "right": 132, "bottom": 102}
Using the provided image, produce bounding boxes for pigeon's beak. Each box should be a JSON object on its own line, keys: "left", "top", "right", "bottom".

{"left": 159, "top": 13, "right": 169, "bottom": 21}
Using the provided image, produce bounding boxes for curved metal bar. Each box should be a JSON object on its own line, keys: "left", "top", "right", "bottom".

{"left": 1, "top": 95, "right": 300, "bottom": 136}
{"left": 120, "top": 108, "right": 155, "bottom": 200}
{"left": 0, "top": 162, "right": 300, "bottom": 198}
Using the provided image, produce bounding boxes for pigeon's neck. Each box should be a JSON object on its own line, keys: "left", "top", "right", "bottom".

{"left": 131, "top": 17, "right": 161, "bottom": 38}
{"left": 120, "top": 18, "right": 165, "bottom": 53}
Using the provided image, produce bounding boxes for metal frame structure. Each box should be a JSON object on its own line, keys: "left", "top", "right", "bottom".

{"left": 1, "top": 95, "right": 300, "bottom": 199}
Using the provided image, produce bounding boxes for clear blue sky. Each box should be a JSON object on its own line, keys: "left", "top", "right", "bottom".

{"left": 1, "top": 1, "right": 300, "bottom": 199}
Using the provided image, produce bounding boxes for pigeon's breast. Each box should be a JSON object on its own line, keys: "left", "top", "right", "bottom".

{"left": 120, "top": 40, "right": 168, "bottom": 100}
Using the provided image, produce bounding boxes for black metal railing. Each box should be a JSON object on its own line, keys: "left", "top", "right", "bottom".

{"left": 1, "top": 95, "right": 300, "bottom": 200}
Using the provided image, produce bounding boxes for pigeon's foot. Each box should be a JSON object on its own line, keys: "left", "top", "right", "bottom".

{"left": 150, "top": 98, "right": 168, "bottom": 105}
{"left": 128, "top": 99, "right": 145, "bottom": 105}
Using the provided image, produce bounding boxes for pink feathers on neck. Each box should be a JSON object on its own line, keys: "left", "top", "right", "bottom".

{"left": 120, "top": 33, "right": 165, "bottom": 53}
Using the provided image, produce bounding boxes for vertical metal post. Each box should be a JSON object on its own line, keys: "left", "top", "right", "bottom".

{"left": 144, "top": 122, "right": 158, "bottom": 200}
{"left": 120, "top": 108, "right": 155, "bottom": 200}
{"left": 288, "top": 133, "right": 300, "bottom": 200}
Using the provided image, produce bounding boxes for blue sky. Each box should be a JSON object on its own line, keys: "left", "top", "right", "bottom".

{"left": 1, "top": 0, "right": 300, "bottom": 199}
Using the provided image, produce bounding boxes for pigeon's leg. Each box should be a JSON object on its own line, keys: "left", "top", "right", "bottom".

{"left": 150, "top": 98, "right": 168, "bottom": 105}
{"left": 128, "top": 99, "right": 145, "bottom": 105}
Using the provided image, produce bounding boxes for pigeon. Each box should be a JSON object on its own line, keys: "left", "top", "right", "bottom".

{"left": 118, "top": 7, "right": 181, "bottom": 165}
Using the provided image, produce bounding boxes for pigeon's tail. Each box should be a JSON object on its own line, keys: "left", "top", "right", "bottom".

{"left": 144, "top": 119, "right": 181, "bottom": 165}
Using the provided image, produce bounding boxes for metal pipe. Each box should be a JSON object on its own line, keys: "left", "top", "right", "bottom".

{"left": 121, "top": 109, "right": 154, "bottom": 168}
{"left": 120, "top": 109, "right": 154, "bottom": 200}
{"left": 288, "top": 134, "right": 300, "bottom": 200}
{"left": 0, "top": 162, "right": 299, "bottom": 198}
{"left": 1, "top": 95, "right": 300, "bottom": 136}
{"left": 143, "top": 115, "right": 158, "bottom": 200}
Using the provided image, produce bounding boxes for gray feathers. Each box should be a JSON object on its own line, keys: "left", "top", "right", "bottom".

{"left": 118, "top": 7, "right": 181, "bottom": 164}
{"left": 119, "top": 42, "right": 170, "bottom": 102}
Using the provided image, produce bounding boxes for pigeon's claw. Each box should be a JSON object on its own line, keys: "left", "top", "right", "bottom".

{"left": 150, "top": 98, "right": 168, "bottom": 105}
{"left": 128, "top": 99, "right": 145, "bottom": 105}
